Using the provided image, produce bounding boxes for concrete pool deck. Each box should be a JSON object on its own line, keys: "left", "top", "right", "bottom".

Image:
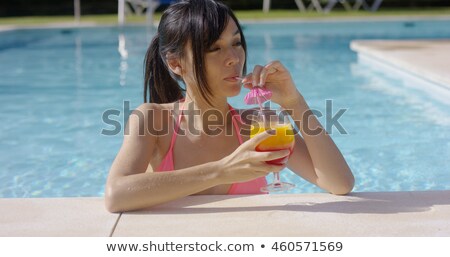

{"left": 350, "top": 39, "right": 450, "bottom": 90}
{"left": 1, "top": 191, "right": 449, "bottom": 236}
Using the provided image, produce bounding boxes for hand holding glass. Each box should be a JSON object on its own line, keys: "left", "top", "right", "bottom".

{"left": 250, "top": 109, "right": 295, "bottom": 192}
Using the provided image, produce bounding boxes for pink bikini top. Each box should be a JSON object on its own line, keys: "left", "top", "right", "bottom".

{"left": 156, "top": 100, "right": 267, "bottom": 195}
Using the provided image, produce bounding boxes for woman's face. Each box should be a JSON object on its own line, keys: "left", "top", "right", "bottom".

{"left": 204, "top": 19, "right": 246, "bottom": 98}
{"left": 180, "top": 18, "right": 246, "bottom": 100}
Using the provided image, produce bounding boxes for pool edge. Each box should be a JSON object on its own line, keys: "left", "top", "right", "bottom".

{"left": 1, "top": 191, "right": 449, "bottom": 236}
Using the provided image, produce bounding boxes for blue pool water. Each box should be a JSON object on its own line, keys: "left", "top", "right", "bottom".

{"left": 1, "top": 19, "right": 449, "bottom": 197}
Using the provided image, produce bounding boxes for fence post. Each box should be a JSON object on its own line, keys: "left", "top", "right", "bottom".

{"left": 118, "top": 0, "right": 125, "bottom": 26}
{"left": 263, "top": 0, "right": 271, "bottom": 13}
{"left": 74, "top": 0, "right": 81, "bottom": 23}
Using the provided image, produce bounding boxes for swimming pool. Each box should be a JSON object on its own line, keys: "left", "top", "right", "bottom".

{"left": 1, "top": 19, "right": 449, "bottom": 197}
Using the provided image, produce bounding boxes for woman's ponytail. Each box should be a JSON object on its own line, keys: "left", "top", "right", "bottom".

{"left": 143, "top": 34, "right": 184, "bottom": 103}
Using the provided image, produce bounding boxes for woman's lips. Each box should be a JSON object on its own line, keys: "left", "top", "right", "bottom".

{"left": 224, "top": 76, "right": 240, "bottom": 82}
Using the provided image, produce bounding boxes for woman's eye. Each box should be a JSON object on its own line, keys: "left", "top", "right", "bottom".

{"left": 209, "top": 47, "right": 220, "bottom": 52}
{"left": 234, "top": 41, "right": 242, "bottom": 46}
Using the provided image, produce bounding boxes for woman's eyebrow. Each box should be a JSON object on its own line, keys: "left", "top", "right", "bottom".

{"left": 218, "top": 29, "right": 240, "bottom": 41}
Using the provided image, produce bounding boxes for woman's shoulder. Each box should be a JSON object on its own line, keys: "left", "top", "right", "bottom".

{"left": 134, "top": 102, "right": 176, "bottom": 113}
{"left": 132, "top": 102, "right": 179, "bottom": 121}
{"left": 127, "top": 102, "right": 178, "bottom": 136}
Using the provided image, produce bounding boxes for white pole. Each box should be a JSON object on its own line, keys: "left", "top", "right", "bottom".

{"left": 74, "top": 0, "right": 80, "bottom": 23}
{"left": 263, "top": 0, "right": 271, "bottom": 13}
{"left": 146, "top": 0, "right": 160, "bottom": 27}
{"left": 118, "top": 0, "right": 125, "bottom": 26}
{"left": 294, "top": 0, "right": 307, "bottom": 12}
{"left": 146, "top": 0, "right": 154, "bottom": 26}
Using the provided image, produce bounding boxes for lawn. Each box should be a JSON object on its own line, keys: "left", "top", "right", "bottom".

{"left": 0, "top": 8, "right": 449, "bottom": 26}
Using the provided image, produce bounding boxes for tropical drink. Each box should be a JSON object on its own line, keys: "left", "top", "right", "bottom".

{"left": 247, "top": 108, "right": 296, "bottom": 192}
{"left": 250, "top": 122, "right": 295, "bottom": 165}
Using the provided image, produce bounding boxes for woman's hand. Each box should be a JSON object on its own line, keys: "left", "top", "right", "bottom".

{"left": 242, "top": 62, "right": 354, "bottom": 195}
{"left": 242, "top": 60, "right": 302, "bottom": 109}
{"left": 216, "top": 130, "right": 291, "bottom": 184}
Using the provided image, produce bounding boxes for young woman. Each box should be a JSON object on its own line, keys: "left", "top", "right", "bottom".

{"left": 105, "top": 0, "right": 354, "bottom": 213}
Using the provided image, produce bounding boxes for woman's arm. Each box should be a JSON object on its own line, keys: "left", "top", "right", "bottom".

{"left": 106, "top": 159, "right": 223, "bottom": 212}
{"left": 104, "top": 104, "right": 220, "bottom": 212}
{"left": 284, "top": 95, "right": 354, "bottom": 195}
{"left": 243, "top": 61, "right": 355, "bottom": 195}
{"left": 105, "top": 104, "right": 290, "bottom": 212}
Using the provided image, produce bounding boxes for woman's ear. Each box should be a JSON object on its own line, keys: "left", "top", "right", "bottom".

{"left": 166, "top": 54, "right": 182, "bottom": 76}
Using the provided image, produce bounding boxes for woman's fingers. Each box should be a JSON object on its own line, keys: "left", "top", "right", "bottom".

{"left": 259, "top": 65, "right": 278, "bottom": 87}
{"left": 244, "top": 132, "right": 291, "bottom": 162}
{"left": 241, "top": 73, "right": 253, "bottom": 89}
{"left": 268, "top": 163, "right": 286, "bottom": 173}
{"left": 253, "top": 64, "right": 276, "bottom": 87}
{"left": 264, "top": 60, "right": 285, "bottom": 72}
{"left": 256, "top": 149, "right": 291, "bottom": 162}
{"left": 260, "top": 60, "right": 290, "bottom": 85}
{"left": 245, "top": 130, "right": 275, "bottom": 148}
{"left": 253, "top": 162, "right": 287, "bottom": 173}
{"left": 252, "top": 65, "right": 264, "bottom": 87}
{"left": 242, "top": 61, "right": 287, "bottom": 88}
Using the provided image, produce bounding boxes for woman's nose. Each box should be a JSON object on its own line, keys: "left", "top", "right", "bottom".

{"left": 226, "top": 49, "right": 240, "bottom": 66}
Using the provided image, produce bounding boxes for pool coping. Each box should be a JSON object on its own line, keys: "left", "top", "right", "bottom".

{"left": 1, "top": 190, "right": 449, "bottom": 237}
{"left": 350, "top": 39, "right": 450, "bottom": 91}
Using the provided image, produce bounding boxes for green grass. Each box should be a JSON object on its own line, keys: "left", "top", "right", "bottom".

{"left": 0, "top": 8, "right": 449, "bottom": 26}
{"left": 235, "top": 8, "right": 450, "bottom": 20}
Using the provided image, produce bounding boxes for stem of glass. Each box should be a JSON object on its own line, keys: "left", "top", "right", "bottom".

{"left": 273, "top": 172, "right": 281, "bottom": 186}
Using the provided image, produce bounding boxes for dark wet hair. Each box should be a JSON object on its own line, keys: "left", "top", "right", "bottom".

{"left": 143, "top": 0, "right": 247, "bottom": 104}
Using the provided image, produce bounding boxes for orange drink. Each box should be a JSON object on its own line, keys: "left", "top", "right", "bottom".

{"left": 250, "top": 122, "right": 295, "bottom": 165}
{"left": 246, "top": 108, "right": 296, "bottom": 192}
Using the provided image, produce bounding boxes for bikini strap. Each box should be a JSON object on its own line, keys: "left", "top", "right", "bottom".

{"left": 228, "top": 105, "right": 243, "bottom": 145}
{"left": 168, "top": 100, "right": 185, "bottom": 152}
